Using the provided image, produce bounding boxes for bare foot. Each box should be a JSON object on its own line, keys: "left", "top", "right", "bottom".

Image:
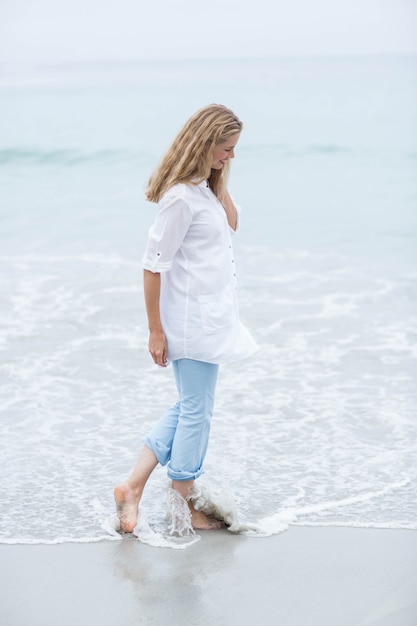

{"left": 114, "top": 482, "right": 141, "bottom": 533}
{"left": 189, "top": 503, "right": 225, "bottom": 531}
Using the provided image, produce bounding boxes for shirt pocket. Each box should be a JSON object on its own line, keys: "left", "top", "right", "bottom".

{"left": 198, "top": 286, "right": 237, "bottom": 334}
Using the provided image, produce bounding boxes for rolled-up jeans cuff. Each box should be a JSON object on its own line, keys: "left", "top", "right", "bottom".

{"left": 167, "top": 464, "right": 204, "bottom": 481}
{"left": 143, "top": 435, "right": 171, "bottom": 467}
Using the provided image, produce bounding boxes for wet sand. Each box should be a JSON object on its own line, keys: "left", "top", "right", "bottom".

{"left": 1, "top": 527, "right": 416, "bottom": 626}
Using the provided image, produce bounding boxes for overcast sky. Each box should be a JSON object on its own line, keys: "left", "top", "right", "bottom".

{"left": 0, "top": 0, "right": 416, "bottom": 63}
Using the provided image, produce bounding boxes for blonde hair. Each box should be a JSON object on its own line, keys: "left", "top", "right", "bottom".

{"left": 146, "top": 104, "right": 242, "bottom": 203}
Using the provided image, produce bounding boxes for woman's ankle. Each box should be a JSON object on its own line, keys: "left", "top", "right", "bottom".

{"left": 171, "top": 479, "right": 195, "bottom": 501}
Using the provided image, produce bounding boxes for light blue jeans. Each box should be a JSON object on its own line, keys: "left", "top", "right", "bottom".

{"left": 143, "top": 358, "right": 219, "bottom": 481}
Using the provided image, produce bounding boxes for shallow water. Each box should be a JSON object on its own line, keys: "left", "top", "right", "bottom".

{"left": 0, "top": 56, "right": 416, "bottom": 544}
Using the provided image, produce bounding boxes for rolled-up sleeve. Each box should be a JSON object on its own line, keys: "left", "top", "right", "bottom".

{"left": 141, "top": 194, "right": 193, "bottom": 273}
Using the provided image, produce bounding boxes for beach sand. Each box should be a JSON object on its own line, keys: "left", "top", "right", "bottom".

{"left": 1, "top": 527, "right": 416, "bottom": 626}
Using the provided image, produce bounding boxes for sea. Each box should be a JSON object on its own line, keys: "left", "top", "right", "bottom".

{"left": 0, "top": 56, "right": 416, "bottom": 547}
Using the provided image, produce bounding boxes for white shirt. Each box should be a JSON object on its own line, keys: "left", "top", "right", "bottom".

{"left": 141, "top": 180, "right": 258, "bottom": 364}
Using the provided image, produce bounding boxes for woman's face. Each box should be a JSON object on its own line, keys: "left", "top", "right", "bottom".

{"left": 211, "top": 133, "right": 240, "bottom": 170}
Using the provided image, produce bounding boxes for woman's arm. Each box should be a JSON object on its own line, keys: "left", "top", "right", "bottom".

{"left": 220, "top": 190, "right": 238, "bottom": 231}
{"left": 143, "top": 269, "right": 168, "bottom": 367}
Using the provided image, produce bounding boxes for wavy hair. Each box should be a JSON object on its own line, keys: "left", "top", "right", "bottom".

{"left": 145, "top": 104, "right": 242, "bottom": 203}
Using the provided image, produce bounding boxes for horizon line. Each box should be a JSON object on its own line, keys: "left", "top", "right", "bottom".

{"left": 1, "top": 51, "right": 416, "bottom": 68}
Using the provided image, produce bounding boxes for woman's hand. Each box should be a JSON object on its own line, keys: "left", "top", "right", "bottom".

{"left": 148, "top": 330, "right": 168, "bottom": 367}
{"left": 143, "top": 270, "right": 168, "bottom": 366}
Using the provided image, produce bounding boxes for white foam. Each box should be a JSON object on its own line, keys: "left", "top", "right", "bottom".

{"left": 0, "top": 534, "right": 122, "bottom": 545}
{"left": 1, "top": 250, "right": 416, "bottom": 544}
{"left": 189, "top": 483, "right": 262, "bottom": 535}
{"left": 101, "top": 514, "right": 123, "bottom": 540}
{"left": 255, "top": 511, "right": 299, "bottom": 536}
{"left": 133, "top": 507, "right": 201, "bottom": 550}
{"left": 280, "top": 478, "right": 411, "bottom": 520}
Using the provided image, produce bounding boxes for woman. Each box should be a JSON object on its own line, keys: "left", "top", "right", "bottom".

{"left": 114, "top": 104, "right": 257, "bottom": 533}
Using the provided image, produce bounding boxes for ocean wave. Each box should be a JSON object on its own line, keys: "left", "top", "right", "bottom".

{"left": 281, "top": 478, "right": 411, "bottom": 518}
{"left": 241, "top": 143, "right": 353, "bottom": 159}
{"left": 293, "top": 521, "right": 417, "bottom": 530}
{"left": 0, "top": 248, "right": 416, "bottom": 544}
{"left": 0, "top": 147, "right": 138, "bottom": 167}
{"left": 0, "top": 534, "right": 122, "bottom": 545}
{"left": 0, "top": 252, "right": 138, "bottom": 266}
